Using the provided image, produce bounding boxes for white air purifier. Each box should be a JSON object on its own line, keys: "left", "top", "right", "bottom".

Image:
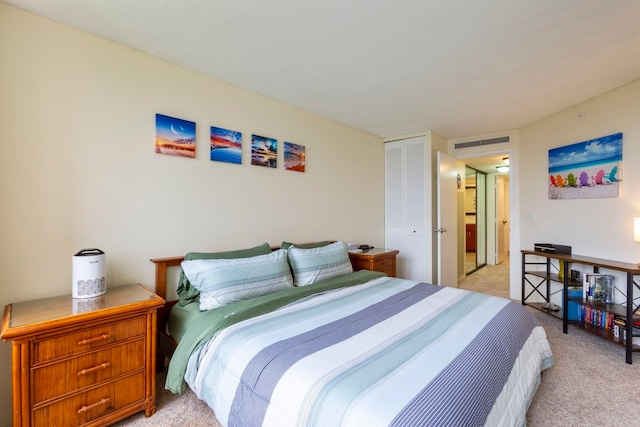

{"left": 72, "top": 248, "right": 106, "bottom": 298}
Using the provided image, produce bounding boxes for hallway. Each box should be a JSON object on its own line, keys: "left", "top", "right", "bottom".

{"left": 458, "top": 256, "right": 510, "bottom": 300}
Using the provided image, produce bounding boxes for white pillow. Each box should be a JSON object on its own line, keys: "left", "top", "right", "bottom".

{"left": 181, "top": 249, "right": 293, "bottom": 311}
{"left": 287, "top": 241, "right": 353, "bottom": 286}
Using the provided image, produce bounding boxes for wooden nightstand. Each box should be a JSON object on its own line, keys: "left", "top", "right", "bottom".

{"left": 348, "top": 248, "right": 400, "bottom": 277}
{"left": 1, "top": 284, "right": 165, "bottom": 427}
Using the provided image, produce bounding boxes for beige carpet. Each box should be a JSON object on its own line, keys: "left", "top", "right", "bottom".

{"left": 460, "top": 258, "right": 640, "bottom": 427}
{"left": 113, "top": 370, "right": 220, "bottom": 427}
{"left": 116, "top": 262, "right": 640, "bottom": 426}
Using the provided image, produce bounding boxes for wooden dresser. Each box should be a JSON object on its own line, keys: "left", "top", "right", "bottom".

{"left": 1, "top": 284, "right": 165, "bottom": 427}
{"left": 348, "top": 248, "right": 400, "bottom": 277}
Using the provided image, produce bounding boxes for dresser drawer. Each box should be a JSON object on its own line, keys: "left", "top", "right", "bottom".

{"left": 32, "top": 372, "right": 145, "bottom": 426}
{"left": 377, "top": 266, "right": 395, "bottom": 276}
{"left": 349, "top": 257, "right": 371, "bottom": 271}
{"left": 32, "top": 316, "right": 146, "bottom": 364}
{"left": 374, "top": 257, "right": 394, "bottom": 272}
{"left": 371, "top": 255, "right": 396, "bottom": 277}
{"left": 32, "top": 339, "right": 145, "bottom": 405}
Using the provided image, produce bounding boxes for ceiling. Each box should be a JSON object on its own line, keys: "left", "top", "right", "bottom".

{"left": 466, "top": 155, "right": 510, "bottom": 175}
{"left": 5, "top": 0, "right": 640, "bottom": 140}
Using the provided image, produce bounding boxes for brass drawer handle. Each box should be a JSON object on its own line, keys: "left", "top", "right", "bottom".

{"left": 77, "top": 362, "right": 111, "bottom": 376}
{"left": 78, "top": 397, "right": 110, "bottom": 414}
{"left": 78, "top": 333, "right": 109, "bottom": 345}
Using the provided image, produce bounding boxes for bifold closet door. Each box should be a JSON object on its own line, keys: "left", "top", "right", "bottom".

{"left": 385, "top": 137, "right": 427, "bottom": 282}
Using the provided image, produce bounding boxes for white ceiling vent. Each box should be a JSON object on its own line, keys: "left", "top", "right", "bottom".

{"left": 454, "top": 136, "right": 510, "bottom": 150}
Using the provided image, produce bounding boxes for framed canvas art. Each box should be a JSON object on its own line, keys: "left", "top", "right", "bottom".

{"left": 210, "top": 126, "right": 242, "bottom": 164}
{"left": 548, "top": 132, "right": 622, "bottom": 199}
{"left": 251, "top": 134, "right": 277, "bottom": 168}
{"left": 155, "top": 114, "right": 196, "bottom": 158}
{"left": 284, "top": 142, "right": 305, "bottom": 172}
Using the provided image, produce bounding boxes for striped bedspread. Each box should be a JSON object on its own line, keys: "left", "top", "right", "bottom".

{"left": 183, "top": 276, "right": 553, "bottom": 427}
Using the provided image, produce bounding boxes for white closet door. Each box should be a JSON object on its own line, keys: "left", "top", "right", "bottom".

{"left": 403, "top": 139, "right": 426, "bottom": 282}
{"left": 385, "top": 142, "right": 403, "bottom": 228}
{"left": 385, "top": 141, "right": 405, "bottom": 276}
{"left": 385, "top": 137, "right": 427, "bottom": 282}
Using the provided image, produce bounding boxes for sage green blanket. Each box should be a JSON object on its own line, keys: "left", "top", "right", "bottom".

{"left": 165, "top": 270, "right": 385, "bottom": 394}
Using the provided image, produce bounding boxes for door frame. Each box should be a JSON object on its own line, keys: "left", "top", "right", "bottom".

{"left": 454, "top": 148, "right": 519, "bottom": 300}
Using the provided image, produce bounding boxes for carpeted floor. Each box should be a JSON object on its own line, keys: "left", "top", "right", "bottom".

{"left": 113, "top": 370, "right": 219, "bottom": 427}
{"left": 116, "top": 260, "right": 640, "bottom": 426}
{"left": 462, "top": 258, "right": 640, "bottom": 426}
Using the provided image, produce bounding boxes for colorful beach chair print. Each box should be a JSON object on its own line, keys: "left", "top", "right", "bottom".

{"left": 555, "top": 174, "right": 567, "bottom": 187}
{"left": 579, "top": 171, "right": 589, "bottom": 186}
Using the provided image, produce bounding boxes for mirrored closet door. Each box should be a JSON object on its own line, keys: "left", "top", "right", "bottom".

{"left": 465, "top": 166, "right": 487, "bottom": 274}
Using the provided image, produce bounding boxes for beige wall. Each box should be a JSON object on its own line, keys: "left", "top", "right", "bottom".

{"left": 518, "top": 78, "right": 640, "bottom": 300}
{"left": 0, "top": 4, "right": 384, "bottom": 423}
{"left": 4, "top": 2, "right": 640, "bottom": 424}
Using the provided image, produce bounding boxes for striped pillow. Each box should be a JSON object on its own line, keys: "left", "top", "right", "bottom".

{"left": 288, "top": 241, "right": 353, "bottom": 286}
{"left": 181, "top": 249, "right": 293, "bottom": 311}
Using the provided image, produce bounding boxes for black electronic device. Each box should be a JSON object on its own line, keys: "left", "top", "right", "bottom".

{"left": 533, "top": 243, "right": 572, "bottom": 255}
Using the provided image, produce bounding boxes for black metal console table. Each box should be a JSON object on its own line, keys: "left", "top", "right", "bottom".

{"left": 522, "top": 250, "right": 640, "bottom": 364}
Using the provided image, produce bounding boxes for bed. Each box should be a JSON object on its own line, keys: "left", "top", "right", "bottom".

{"left": 151, "top": 241, "right": 553, "bottom": 427}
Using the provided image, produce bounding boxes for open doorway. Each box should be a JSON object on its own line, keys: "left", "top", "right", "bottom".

{"left": 495, "top": 173, "right": 510, "bottom": 265}
{"left": 461, "top": 154, "right": 511, "bottom": 271}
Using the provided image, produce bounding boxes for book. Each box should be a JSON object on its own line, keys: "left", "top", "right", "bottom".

{"left": 578, "top": 305, "right": 615, "bottom": 329}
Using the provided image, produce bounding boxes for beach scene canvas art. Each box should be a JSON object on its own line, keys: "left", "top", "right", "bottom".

{"left": 548, "top": 132, "right": 622, "bottom": 199}
{"left": 155, "top": 114, "right": 196, "bottom": 158}
{"left": 284, "top": 142, "right": 305, "bottom": 172}
{"left": 211, "top": 126, "right": 242, "bottom": 164}
{"left": 251, "top": 134, "right": 277, "bottom": 168}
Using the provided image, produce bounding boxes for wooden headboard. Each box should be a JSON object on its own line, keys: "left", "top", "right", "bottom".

{"left": 149, "top": 255, "right": 184, "bottom": 302}
{"left": 149, "top": 255, "right": 185, "bottom": 367}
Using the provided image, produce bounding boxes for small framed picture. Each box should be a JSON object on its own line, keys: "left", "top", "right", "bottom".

{"left": 284, "top": 142, "right": 305, "bottom": 172}
{"left": 251, "top": 134, "right": 277, "bottom": 168}
{"left": 210, "top": 126, "right": 242, "bottom": 164}
{"left": 155, "top": 114, "right": 196, "bottom": 158}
